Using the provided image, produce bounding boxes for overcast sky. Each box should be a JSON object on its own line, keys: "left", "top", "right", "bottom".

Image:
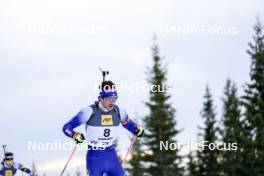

{"left": 0, "top": 0, "right": 263, "bottom": 175}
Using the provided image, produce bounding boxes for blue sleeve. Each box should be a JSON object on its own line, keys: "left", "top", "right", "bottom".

{"left": 119, "top": 108, "right": 138, "bottom": 134}
{"left": 62, "top": 111, "right": 86, "bottom": 138}
{"left": 14, "top": 163, "right": 31, "bottom": 174}
{"left": 23, "top": 167, "right": 31, "bottom": 174}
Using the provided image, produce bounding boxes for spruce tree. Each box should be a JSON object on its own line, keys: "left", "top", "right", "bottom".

{"left": 242, "top": 17, "right": 264, "bottom": 175}
{"left": 75, "top": 167, "right": 81, "bottom": 176}
{"left": 127, "top": 139, "right": 145, "bottom": 176}
{"left": 186, "top": 152, "right": 198, "bottom": 176}
{"left": 220, "top": 79, "right": 243, "bottom": 175}
{"left": 197, "top": 86, "right": 219, "bottom": 176}
{"left": 143, "top": 41, "right": 182, "bottom": 176}
{"left": 30, "top": 162, "right": 38, "bottom": 176}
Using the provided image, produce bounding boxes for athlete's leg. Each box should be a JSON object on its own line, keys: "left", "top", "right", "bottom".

{"left": 106, "top": 149, "right": 126, "bottom": 176}
{"left": 86, "top": 151, "right": 105, "bottom": 176}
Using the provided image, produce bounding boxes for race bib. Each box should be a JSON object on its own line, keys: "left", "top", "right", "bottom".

{"left": 86, "top": 125, "right": 119, "bottom": 147}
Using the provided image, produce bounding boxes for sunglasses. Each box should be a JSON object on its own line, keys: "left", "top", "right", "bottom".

{"left": 5, "top": 158, "right": 13, "bottom": 161}
{"left": 103, "top": 96, "right": 118, "bottom": 103}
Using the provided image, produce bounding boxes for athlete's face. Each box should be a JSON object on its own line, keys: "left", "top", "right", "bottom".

{"left": 100, "top": 96, "right": 118, "bottom": 111}
{"left": 4, "top": 159, "right": 13, "bottom": 166}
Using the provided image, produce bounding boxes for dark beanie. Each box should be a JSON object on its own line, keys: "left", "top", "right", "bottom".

{"left": 4, "top": 152, "right": 13, "bottom": 160}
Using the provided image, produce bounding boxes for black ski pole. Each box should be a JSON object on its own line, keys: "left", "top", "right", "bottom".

{"left": 2, "top": 145, "right": 7, "bottom": 155}
{"left": 99, "top": 68, "right": 109, "bottom": 82}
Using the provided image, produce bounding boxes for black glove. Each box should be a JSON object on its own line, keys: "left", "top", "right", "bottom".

{"left": 135, "top": 126, "right": 144, "bottom": 137}
{"left": 73, "top": 132, "right": 85, "bottom": 144}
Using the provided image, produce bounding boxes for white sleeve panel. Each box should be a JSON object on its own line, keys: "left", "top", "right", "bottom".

{"left": 79, "top": 106, "right": 94, "bottom": 123}
{"left": 119, "top": 107, "right": 129, "bottom": 122}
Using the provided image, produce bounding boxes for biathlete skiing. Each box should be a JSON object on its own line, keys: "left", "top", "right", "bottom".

{"left": 0, "top": 152, "right": 31, "bottom": 176}
{"left": 62, "top": 69, "right": 144, "bottom": 176}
